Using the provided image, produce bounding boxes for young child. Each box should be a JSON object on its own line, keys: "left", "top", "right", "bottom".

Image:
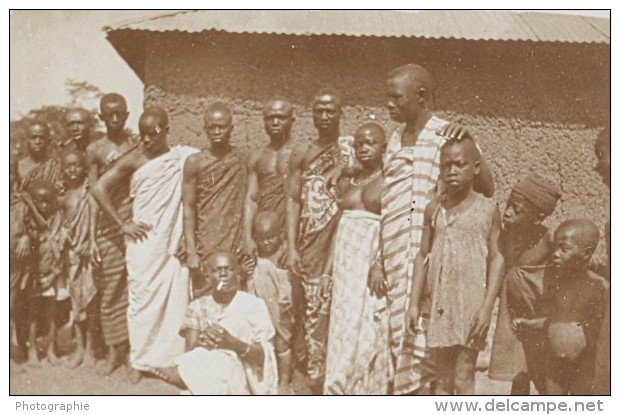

{"left": 542, "top": 220, "right": 607, "bottom": 395}
{"left": 405, "top": 136, "right": 504, "bottom": 395}
{"left": 22, "top": 179, "right": 67, "bottom": 366}
{"left": 58, "top": 151, "right": 98, "bottom": 368}
{"left": 489, "top": 172, "right": 561, "bottom": 394}
{"left": 241, "top": 211, "right": 294, "bottom": 394}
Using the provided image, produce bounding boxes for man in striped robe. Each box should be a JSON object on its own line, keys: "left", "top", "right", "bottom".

{"left": 375, "top": 64, "right": 495, "bottom": 394}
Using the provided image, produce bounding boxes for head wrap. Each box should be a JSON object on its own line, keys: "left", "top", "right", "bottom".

{"left": 512, "top": 172, "right": 561, "bottom": 216}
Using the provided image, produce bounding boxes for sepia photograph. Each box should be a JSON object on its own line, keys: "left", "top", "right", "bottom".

{"left": 8, "top": 8, "right": 611, "bottom": 399}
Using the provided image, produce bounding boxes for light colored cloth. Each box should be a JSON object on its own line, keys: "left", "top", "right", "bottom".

{"left": 247, "top": 257, "right": 292, "bottom": 346}
{"left": 126, "top": 145, "right": 199, "bottom": 370}
{"left": 381, "top": 117, "right": 447, "bottom": 394}
{"left": 426, "top": 194, "right": 496, "bottom": 349}
{"left": 324, "top": 210, "right": 392, "bottom": 395}
{"left": 175, "top": 291, "right": 278, "bottom": 395}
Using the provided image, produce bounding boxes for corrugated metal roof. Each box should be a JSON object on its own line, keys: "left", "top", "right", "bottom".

{"left": 104, "top": 10, "right": 610, "bottom": 44}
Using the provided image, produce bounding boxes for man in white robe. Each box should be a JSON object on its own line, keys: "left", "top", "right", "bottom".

{"left": 92, "top": 107, "right": 198, "bottom": 379}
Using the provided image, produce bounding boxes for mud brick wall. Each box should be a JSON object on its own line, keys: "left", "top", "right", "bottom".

{"left": 140, "top": 31, "right": 610, "bottom": 264}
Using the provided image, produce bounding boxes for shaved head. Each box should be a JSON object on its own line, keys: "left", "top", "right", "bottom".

{"left": 555, "top": 220, "right": 600, "bottom": 253}
{"left": 100, "top": 93, "right": 127, "bottom": 112}
{"left": 313, "top": 87, "right": 342, "bottom": 109}
{"left": 205, "top": 250, "right": 237, "bottom": 268}
{"left": 139, "top": 107, "right": 169, "bottom": 130}
{"left": 28, "top": 121, "right": 50, "bottom": 138}
{"left": 65, "top": 108, "right": 90, "bottom": 123}
{"left": 62, "top": 149, "right": 87, "bottom": 166}
{"left": 253, "top": 211, "right": 281, "bottom": 235}
{"left": 355, "top": 122, "right": 386, "bottom": 144}
{"left": 205, "top": 102, "right": 233, "bottom": 123}
{"left": 28, "top": 179, "right": 56, "bottom": 197}
{"left": 387, "top": 63, "right": 436, "bottom": 97}
{"left": 263, "top": 97, "right": 293, "bottom": 116}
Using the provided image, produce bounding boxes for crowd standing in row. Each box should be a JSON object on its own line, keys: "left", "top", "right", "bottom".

{"left": 9, "top": 63, "right": 610, "bottom": 395}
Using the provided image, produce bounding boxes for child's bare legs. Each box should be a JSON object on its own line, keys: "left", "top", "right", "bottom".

{"left": 434, "top": 348, "right": 455, "bottom": 395}
{"left": 276, "top": 309, "right": 294, "bottom": 394}
{"left": 69, "top": 318, "right": 96, "bottom": 368}
{"left": 434, "top": 346, "right": 478, "bottom": 395}
{"left": 45, "top": 298, "right": 60, "bottom": 365}
{"left": 453, "top": 346, "right": 478, "bottom": 395}
{"left": 27, "top": 297, "right": 42, "bottom": 367}
{"left": 101, "top": 343, "right": 123, "bottom": 375}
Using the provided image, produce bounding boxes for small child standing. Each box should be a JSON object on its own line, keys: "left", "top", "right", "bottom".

{"left": 22, "top": 179, "right": 67, "bottom": 366}
{"left": 489, "top": 172, "right": 561, "bottom": 394}
{"left": 406, "top": 137, "right": 504, "bottom": 395}
{"left": 543, "top": 220, "right": 607, "bottom": 395}
{"left": 58, "top": 151, "right": 98, "bottom": 368}
{"left": 241, "top": 211, "right": 294, "bottom": 394}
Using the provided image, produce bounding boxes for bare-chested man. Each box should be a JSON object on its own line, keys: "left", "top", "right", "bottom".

{"left": 182, "top": 103, "right": 247, "bottom": 296}
{"left": 61, "top": 108, "right": 93, "bottom": 152}
{"left": 92, "top": 107, "right": 198, "bottom": 382}
{"left": 243, "top": 97, "right": 295, "bottom": 257}
{"left": 85, "top": 93, "right": 136, "bottom": 376}
{"left": 286, "top": 88, "right": 354, "bottom": 393}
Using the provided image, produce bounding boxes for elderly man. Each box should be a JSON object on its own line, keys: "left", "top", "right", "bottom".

{"left": 374, "top": 63, "right": 494, "bottom": 395}
{"left": 286, "top": 88, "right": 354, "bottom": 392}
{"left": 85, "top": 93, "right": 137, "bottom": 376}
{"left": 147, "top": 250, "right": 278, "bottom": 395}
{"left": 92, "top": 107, "right": 198, "bottom": 381}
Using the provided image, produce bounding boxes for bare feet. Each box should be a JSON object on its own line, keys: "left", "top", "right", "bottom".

{"left": 46, "top": 348, "right": 61, "bottom": 366}
{"left": 26, "top": 348, "right": 41, "bottom": 368}
{"left": 68, "top": 348, "right": 85, "bottom": 369}
{"left": 100, "top": 347, "right": 121, "bottom": 375}
{"left": 128, "top": 368, "right": 142, "bottom": 384}
{"left": 82, "top": 351, "right": 97, "bottom": 368}
{"left": 10, "top": 359, "right": 25, "bottom": 374}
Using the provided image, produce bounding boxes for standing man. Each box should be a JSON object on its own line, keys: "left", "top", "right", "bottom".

{"left": 182, "top": 103, "right": 247, "bottom": 296}
{"left": 92, "top": 107, "right": 198, "bottom": 380}
{"left": 286, "top": 88, "right": 354, "bottom": 393}
{"left": 12, "top": 121, "right": 62, "bottom": 192}
{"left": 61, "top": 108, "right": 93, "bottom": 152}
{"left": 374, "top": 64, "right": 494, "bottom": 394}
{"left": 243, "top": 97, "right": 295, "bottom": 257}
{"left": 85, "top": 93, "right": 136, "bottom": 376}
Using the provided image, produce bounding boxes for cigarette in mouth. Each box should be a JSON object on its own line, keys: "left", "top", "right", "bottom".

{"left": 217, "top": 281, "right": 225, "bottom": 291}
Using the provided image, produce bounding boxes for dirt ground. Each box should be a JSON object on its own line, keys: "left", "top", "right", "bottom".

{"left": 10, "top": 325, "right": 513, "bottom": 396}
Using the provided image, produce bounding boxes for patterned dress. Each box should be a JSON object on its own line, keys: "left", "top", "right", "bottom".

{"left": 426, "top": 194, "right": 496, "bottom": 350}
{"left": 297, "top": 136, "right": 354, "bottom": 390}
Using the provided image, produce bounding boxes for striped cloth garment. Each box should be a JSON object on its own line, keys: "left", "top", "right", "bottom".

{"left": 380, "top": 116, "right": 447, "bottom": 395}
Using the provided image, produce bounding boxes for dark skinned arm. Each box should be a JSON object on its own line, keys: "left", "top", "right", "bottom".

{"left": 242, "top": 153, "right": 259, "bottom": 257}
{"left": 468, "top": 205, "right": 505, "bottom": 343}
{"left": 91, "top": 152, "right": 150, "bottom": 241}
{"left": 285, "top": 143, "right": 305, "bottom": 275}
{"left": 406, "top": 200, "right": 435, "bottom": 334}
{"left": 181, "top": 155, "right": 200, "bottom": 270}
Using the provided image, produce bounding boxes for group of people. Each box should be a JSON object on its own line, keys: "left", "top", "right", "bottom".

{"left": 9, "top": 62, "right": 610, "bottom": 396}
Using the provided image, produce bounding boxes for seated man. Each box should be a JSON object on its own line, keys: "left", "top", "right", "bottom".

{"left": 149, "top": 251, "right": 278, "bottom": 395}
